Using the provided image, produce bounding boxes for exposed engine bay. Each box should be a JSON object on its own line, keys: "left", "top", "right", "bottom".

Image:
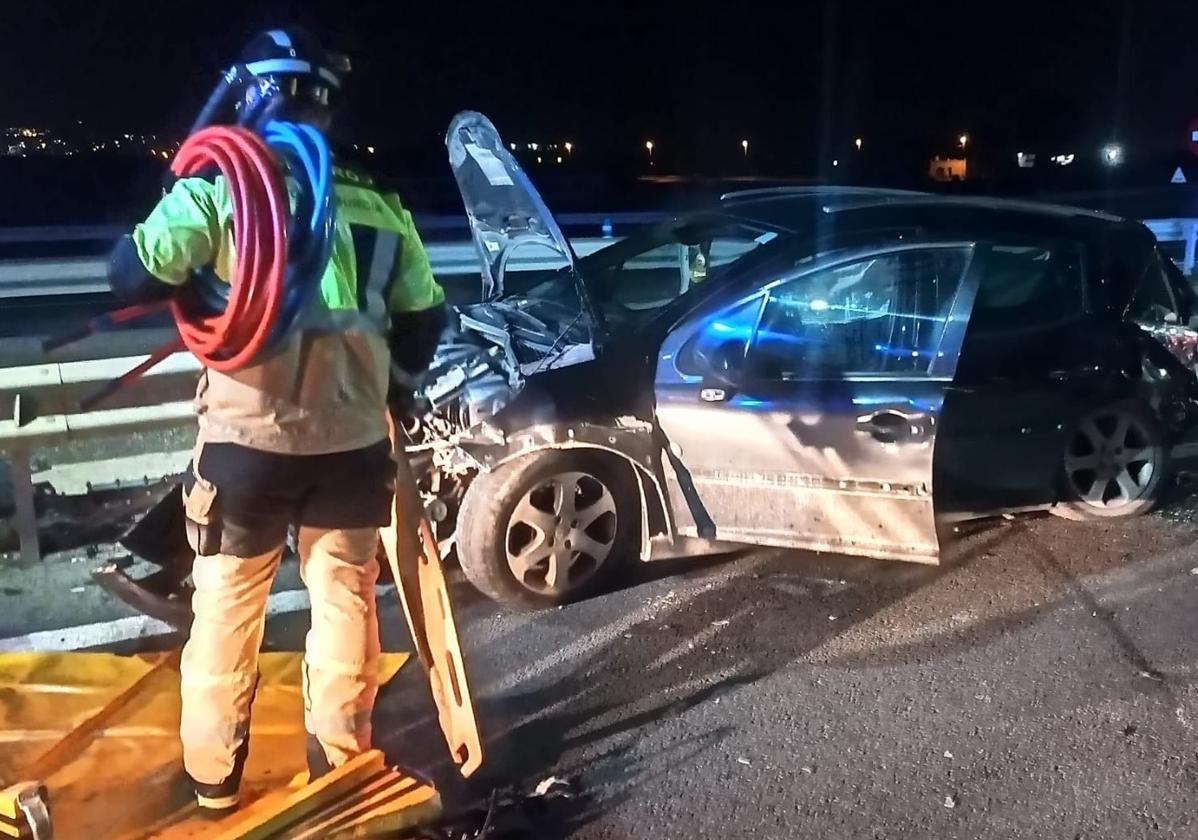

{"left": 399, "top": 296, "right": 596, "bottom": 553}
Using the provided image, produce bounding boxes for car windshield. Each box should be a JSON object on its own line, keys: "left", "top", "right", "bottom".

{"left": 502, "top": 219, "right": 777, "bottom": 332}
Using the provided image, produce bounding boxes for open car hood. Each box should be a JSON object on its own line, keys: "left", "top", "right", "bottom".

{"left": 446, "top": 111, "right": 579, "bottom": 301}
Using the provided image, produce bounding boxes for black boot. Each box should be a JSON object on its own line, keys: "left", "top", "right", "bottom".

{"left": 305, "top": 733, "right": 334, "bottom": 782}
{"left": 190, "top": 731, "right": 250, "bottom": 818}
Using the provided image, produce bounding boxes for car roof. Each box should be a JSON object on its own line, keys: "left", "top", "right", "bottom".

{"left": 719, "top": 187, "right": 1131, "bottom": 239}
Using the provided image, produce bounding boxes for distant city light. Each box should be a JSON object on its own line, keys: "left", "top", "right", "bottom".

{"left": 854, "top": 137, "right": 863, "bottom": 151}
{"left": 1051, "top": 153, "right": 1075, "bottom": 166}
{"left": 1016, "top": 151, "right": 1036, "bottom": 169}
{"left": 556, "top": 156, "right": 563, "bottom": 164}
{"left": 741, "top": 139, "right": 749, "bottom": 156}
{"left": 510, "top": 143, "right": 517, "bottom": 151}
{"left": 833, "top": 159, "right": 839, "bottom": 167}
{"left": 537, "top": 156, "right": 543, "bottom": 164}
{"left": 564, "top": 142, "right": 573, "bottom": 154}
{"left": 958, "top": 133, "right": 969, "bottom": 149}
{"left": 367, "top": 145, "right": 376, "bottom": 154}
{"left": 1102, "top": 143, "right": 1123, "bottom": 166}
{"left": 528, "top": 142, "right": 538, "bottom": 151}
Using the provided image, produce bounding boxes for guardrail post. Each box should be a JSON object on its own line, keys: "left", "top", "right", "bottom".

{"left": 1186, "top": 221, "right": 1197, "bottom": 276}
{"left": 8, "top": 447, "right": 40, "bottom": 563}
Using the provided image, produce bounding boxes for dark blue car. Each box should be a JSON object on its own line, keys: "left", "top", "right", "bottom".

{"left": 406, "top": 113, "right": 1198, "bottom": 609}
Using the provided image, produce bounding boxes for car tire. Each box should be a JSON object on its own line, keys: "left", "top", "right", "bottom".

{"left": 456, "top": 451, "right": 639, "bottom": 609}
{"left": 1051, "top": 399, "right": 1169, "bottom": 521}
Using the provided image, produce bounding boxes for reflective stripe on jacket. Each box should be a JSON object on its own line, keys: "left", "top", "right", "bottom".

{"left": 131, "top": 163, "right": 445, "bottom": 454}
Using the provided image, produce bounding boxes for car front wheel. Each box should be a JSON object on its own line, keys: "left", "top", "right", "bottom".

{"left": 1051, "top": 399, "right": 1169, "bottom": 521}
{"left": 456, "top": 451, "right": 638, "bottom": 608}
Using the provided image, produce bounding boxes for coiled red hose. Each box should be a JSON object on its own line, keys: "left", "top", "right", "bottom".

{"left": 169, "top": 125, "right": 289, "bottom": 371}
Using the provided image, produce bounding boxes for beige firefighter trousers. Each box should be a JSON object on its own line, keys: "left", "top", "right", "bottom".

{"left": 179, "top": 525, "right": 381, "bottom": 786}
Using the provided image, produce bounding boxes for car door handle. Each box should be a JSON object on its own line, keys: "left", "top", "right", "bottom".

{"left": 855, "top": 410, "right": 930, "bottom": 443}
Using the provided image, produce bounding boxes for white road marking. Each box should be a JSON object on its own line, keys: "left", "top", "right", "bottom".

{"left": 0, "top": 588, "right": 313, "bottom": 652}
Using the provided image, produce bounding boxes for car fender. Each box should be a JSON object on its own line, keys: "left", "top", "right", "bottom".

{"left": 455, "top": 420, "right": 671, "bottom": 561}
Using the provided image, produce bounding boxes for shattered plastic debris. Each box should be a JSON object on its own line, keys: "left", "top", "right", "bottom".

{"left": 736, "top": 757, "right": 751, "bottom": 766}
{"left": 711, "top": 619, "right": 730, "bottom": 627}
{"left": 533, "top": 776, "right": 568, "bottom": 797}
{"left": 800, "top": 766, "right": 814, "bottom": 775}
{"left": 1190, "top": 568, "right": 1198, "bottom": 576}
{"left": 415, "top": 776, "right": 584, "bottom": 840}
{"left": 943, "top": 751, "right": 954, "bottom": 760}
{"left": 70, "top": 586, "right": 86, "bottom": 594}
{"left": 943, "top": 794, "right": 957, "bottom": 809}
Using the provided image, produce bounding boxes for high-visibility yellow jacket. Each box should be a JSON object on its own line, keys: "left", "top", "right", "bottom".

{"left": 117, "top": 162, "right": 446, "bottom": 455}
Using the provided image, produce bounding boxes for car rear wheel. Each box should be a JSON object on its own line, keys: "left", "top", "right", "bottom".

{"left": 1051, "top": 400, "right": 1169, "bottom": 521}
{"left": 456, "top": 451, "right": 638, "bottom": 608}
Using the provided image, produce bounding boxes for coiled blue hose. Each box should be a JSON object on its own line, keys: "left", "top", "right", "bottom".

{"left": 187, "top": 120, "right": 336, "bottom": 349}
{"left": 263, "top": 120, "right": 336, "bottom": 344}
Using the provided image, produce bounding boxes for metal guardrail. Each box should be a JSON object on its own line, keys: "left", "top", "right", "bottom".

{"left": 3, "top": 213, "right": 1197, "bottom": 564}
{"left": 1143, "top": 218, "right": 1198, "bottom": 276}
{"left": 0, "top": 239, "right": 616, "bottom": 299}
{"left": 0, "top": 212, "right": 666, "bottom": 245}
{"left": 0, "top": 215, "right": 663, "bottom": 563}
{"left": 2, "top": 215, "right": 1195, "bottom": 301}
{"left": 0, "top": 350, "right": 198, "bottom": 562}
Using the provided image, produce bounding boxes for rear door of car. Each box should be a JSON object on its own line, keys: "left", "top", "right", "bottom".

{"left": 653, "top": 241, "right": 981, "bottom": 563}
{"left": 933, "top": 235, "right": 1103, "bottom": 515}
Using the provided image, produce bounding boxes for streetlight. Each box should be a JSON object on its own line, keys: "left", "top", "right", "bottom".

{"left": 854, "top": 137, "right": 863, "bottom": 151}
{"left": 958, "top": 133, "right": 969, "bottom": 150}
{"left": 741, "top": 139, "right": 749, "bottom": 157}
{"left": 564, "top": 142, "right": 573, "bottom": 154}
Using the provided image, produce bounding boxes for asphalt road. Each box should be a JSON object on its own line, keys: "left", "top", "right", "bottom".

{"left": 250, "top": 512, "right": 1198, "bottom": 839}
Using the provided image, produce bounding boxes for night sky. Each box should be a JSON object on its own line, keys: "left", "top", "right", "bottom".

{"left": 3, "top": 1, "right": 1198, "bottom": 173}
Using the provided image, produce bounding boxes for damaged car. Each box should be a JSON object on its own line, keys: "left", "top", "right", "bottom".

{"left": 410, "top": 112, "right": 1198, "bottom": 608}
{"left": 104, "top": 112, "right": 1198, "bottom": 618}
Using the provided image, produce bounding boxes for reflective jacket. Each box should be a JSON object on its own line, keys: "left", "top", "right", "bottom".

{"left": 121, "top": 162, "right": 445, "bottom": 455}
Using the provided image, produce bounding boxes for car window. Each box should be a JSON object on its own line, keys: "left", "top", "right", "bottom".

{"left": 586, "top": 223, "right": 773, "bottom": 323}
{"left": 1128, "top": 249, "right": 1184, "bottom": 326}
{"left": 675, "top": 297, "right": 764, "bottom": 376}
{"left": 968, "top": 244, "right": 1086, "bottom": 335}
{"left": 746, "top": 247, "right": 972, "bottom": 378}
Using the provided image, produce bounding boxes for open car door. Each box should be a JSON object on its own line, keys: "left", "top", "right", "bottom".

{"left": 653, "top": 241, "right": 982, "bottom": 563}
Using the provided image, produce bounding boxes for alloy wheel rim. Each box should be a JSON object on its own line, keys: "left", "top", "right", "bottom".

{"left": 1064, "top": 410, "right": 1160, "bottom": 509}
{"left": 505, "top": 471, "right": 618, "bottom": 595}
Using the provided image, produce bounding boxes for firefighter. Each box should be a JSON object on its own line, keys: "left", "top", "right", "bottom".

{"left": 106, "top": 27, "right": 447, "bottom": 815}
